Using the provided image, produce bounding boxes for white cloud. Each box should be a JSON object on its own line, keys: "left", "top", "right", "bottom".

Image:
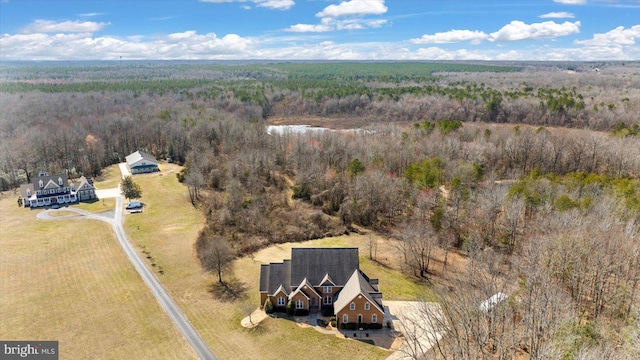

{"left": 415, "top": 47, "right": 491, "bottom": 61}
{"left": 489, "top": 20, "right": 580, "bottom": 41}
{"left": 0, "top": 30, "right": 254, "bottom": 60}
{"left": 78, "top": 12, "right": 107, "bottom": 18}
{"left": 553, "top": 0, "right": 586, "bottom": 4}
{"left": 21, "top": 20, "right": 110, "bottom": 34}
{"left": 411, "top": 29, "right": 488, "bottom": 44}
{"left": 539, "top": 12, "right": 575, "bottom": 19}
{"left": 574, "top": 24, "right": 640, "bottom": 46}
{"left": 199, "top": 0, "right": 294, "bottom": 10}
{"left": 317, "top": 0, "right": 387, "bottom": 18}
{"left": 255, "top": 0, "right": 294, "bottom": 10}
{"left": 495, "top": 50, "right": 524, "bottom": 61}
{"left": 286, "top": 18, "right": 387, "bottom": 33}
{"left": 287, "top": 23, "right": 332, "bottom": 32}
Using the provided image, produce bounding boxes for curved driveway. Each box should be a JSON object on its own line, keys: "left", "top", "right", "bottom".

{"left": 38, "top": 187, "right": 216, "bottom": 359}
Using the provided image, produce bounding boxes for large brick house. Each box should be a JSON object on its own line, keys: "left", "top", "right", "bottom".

{"left": 20, "top": 172, "right": 96, "bottom": 208}
{"left": 259, "top": 248, "right": 384, "bottom": 328}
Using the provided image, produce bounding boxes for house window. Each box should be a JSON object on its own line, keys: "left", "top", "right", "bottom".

{"left": 357, "top": 314, "right": 363, "bottom": 323}
{"left": 296, "top": 300, "right": 304, "bottom": 309}
{"left": 364, "top": 302, "right": 370, "bottom": 311}
{"left": 39, "top": 180, "right": 43, "bottom": 188}
{"left": 277, "top": 297, "right": 285, "bottom": 306}
{"left": 372, "top": 314, "right": 378, "bottom": 323}
{"left": 58, "top": 177, "right": 63, "bottom": 186}
{"left": 343, "top": 314, "right": 348, "bottom": 324}
{"left": 350, "top": 302, "right": 355, "bottom": 311}
{"left": 323, "top": 286, "right": 332, "bottom": 293}
{"left": 323, "top": 296, "right": 332, "bottom": 305}
{"left": 26, "top": 189, "right": 31, "bottom": 197}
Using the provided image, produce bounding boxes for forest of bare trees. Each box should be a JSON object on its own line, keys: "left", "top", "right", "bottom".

{"left": 1, "top": 61, "right": 638, "bottom": 358}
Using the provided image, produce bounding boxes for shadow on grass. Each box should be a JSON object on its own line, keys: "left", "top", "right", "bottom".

{"left": 208, "top": 278, "right": 248, "bottom": 301}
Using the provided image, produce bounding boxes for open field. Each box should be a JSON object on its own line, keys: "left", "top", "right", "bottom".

{"left": 122, "top": 163, "right": 434, "bottom": 359}
{"left": 94, "top": 164, "right": 123, "bottom": 189}
{"left": 75, "top": 198, "right": 116, "bottom": 212}
{"left": 0, "top": 195, "right": 197, "bottom": 359}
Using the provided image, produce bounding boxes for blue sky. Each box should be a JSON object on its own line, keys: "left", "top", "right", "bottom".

{"left": 1, "top": 0, "right": 639, "bottom": 61}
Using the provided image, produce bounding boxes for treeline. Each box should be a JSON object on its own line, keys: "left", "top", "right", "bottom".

{"left": 2, "top": 62, "right": 637, "bottom": 133}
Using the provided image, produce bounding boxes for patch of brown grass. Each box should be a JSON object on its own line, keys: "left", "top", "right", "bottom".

{"left": 76, "top": 198, "right": 116, "bottom": 212}
{"left": 123, "top": 164, "right": 390, "bottom": 360}
{"left": 0, "top": 197, "right": 197, "bottom": 359}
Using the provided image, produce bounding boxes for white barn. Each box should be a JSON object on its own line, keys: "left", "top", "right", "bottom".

{"left": 125, "top": 150, "right": 159, "bottom": 175}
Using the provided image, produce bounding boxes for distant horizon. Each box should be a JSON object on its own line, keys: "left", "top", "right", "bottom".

{"left": 1, "top": 59, "right": 636, "bottom": 64}
{"left": 1, "top": 0, "right": 639, "bottom": 61}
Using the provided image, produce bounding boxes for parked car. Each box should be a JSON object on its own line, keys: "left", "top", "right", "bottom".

{"left": 125, "top": 201, "right": 142, "bottom": 210}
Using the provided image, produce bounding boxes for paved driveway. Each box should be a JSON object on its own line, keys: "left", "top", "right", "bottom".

{"left": 95, "top": 187, "right": 121, "bottom": 199}
{"left": 385, "top": 301, "right": 446, "bottom": 360}
{"left": 118, "top": 162, "right": 131, "bottom": 178}
{"left": 35, "top": 163, "right": 218, "bottom": 359}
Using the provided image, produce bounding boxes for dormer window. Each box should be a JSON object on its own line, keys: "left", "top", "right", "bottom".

{"left": 58, "top": 177, "right": 63, "bottom": 186}
{"left": 39, "top": 180, "right": 43, "bottom": 188}
{"left": 26, "top": 189, "right": 31, "bottom": 197}
{"left": 71, "top": 184, "right": 75, "bottom": 191}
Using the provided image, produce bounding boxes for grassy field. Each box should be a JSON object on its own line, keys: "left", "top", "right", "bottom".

{"left": 94, "top": 164, "right": 122, "bottom": 189}
{"left": 0, "top": 195, "right": 197, "bottom": 359}
{"left": 122, "top": 164, "right": 430, "bottom": 359}
{"left": 75, "top": 198, "right": 116, "bottom": 212}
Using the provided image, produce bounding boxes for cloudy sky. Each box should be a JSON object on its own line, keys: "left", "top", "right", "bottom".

{"left": 1, "top": 0, "right": 639, "bottom": 61}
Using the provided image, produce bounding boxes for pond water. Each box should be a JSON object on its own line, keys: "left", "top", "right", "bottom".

{"left": 266, "top": 125, "right": 330, "bottom": 135}
{"left": 266, "top": 125, "right": 374, "bottom": 135}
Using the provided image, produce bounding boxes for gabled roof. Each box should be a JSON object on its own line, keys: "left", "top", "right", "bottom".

{"left": 32, "top": 173, "right": 69, "bottom": 190}
{"left": 333, "top": 269, "right": 384, "bottom": 314}
{"left": 126, "top": 150, "right": 158, "bottom": 166}
{"left": 290, "top": 248, "right": 359, "bottom": 287}
{"left": 273, "top": 285, "right": 289, "bottom": 297}
{"left": 43, "top": 179, "right": 60, "bottom": 190}
{"left": 261, "top": 260, "right": 292, "bottom": 295}
{"left": 319, "top": 273, "right": 336, "bottom": 286}
{"left": 288, "top": 278, "right": 321, "bottom": 300}
{"left": 75, "top": 176, "right": 95, "bottom": 190}
{"left": 20, "top": 184, "right": 34, "bottom": 199}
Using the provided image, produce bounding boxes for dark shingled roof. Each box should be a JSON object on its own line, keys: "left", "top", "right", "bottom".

{"left": 290, "top": 248, "right": 359, "bottom": 287}
{"left": 259, "top": 264, "right": 270, "bottom": 292}
{"left": 261, "top": 260, "right": 292, "bottom": 295}
{"left": 259, "top": 248, "right": 361, "bottom": 296}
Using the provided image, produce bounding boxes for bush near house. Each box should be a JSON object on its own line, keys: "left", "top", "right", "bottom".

{"left": 264, "top": 298, "right": 274, "bottom": 314}
{"left": 340, "top": 323, "right": 383, "bottom": 330}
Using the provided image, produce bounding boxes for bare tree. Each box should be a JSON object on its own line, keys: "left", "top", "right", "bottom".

{"left": 198, "top": 234, "right": 235, "bottom": 284}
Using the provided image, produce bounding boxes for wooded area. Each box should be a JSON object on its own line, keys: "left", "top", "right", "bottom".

{"left": 1, "top": 61, "right": 638, "bottom": 358}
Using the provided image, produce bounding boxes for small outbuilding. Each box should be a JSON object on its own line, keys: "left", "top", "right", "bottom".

{"left": 479, "top": 292, "right": 508, "bottom": 314}
{"left": 125, "top": 150, "right": 159, "bottom": 175}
